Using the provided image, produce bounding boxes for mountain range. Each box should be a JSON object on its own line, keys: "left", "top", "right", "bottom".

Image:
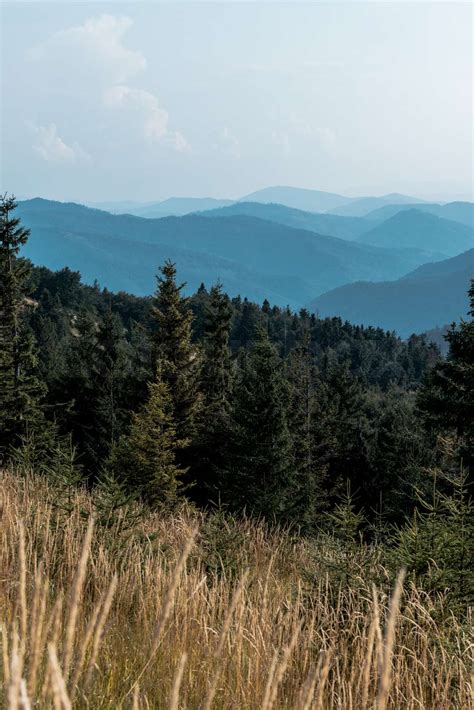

{"left": 17, "top": 188, "right": 473, "bottom": 337}
{"left": 18, "top": 197, "right": 439, "bottom": 307}
{"left": 85, "top": 186, "right": 429, "bottom": 219}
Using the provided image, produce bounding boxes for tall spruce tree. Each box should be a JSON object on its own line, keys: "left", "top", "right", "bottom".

{"left": 286, "top": 333, "right": 329, "bottom": 530}
{"left": 195, "top": 283, "right": 234, "bottom": 503}
{"left": 418, "top": 282, "right": 474, "bottom": 480}
{"left": 93, "top": 307, "right": 131, "bottom": 464}
{"left": 227, "top": 329, "right": 295, "bottom": 521}
{"left": 0, "top": 194, "right": 44, "bottom": 460}
{"left": 151, "top": 261, "right": 200, "bottom": 442}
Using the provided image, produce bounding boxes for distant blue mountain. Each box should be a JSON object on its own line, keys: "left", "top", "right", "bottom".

{"left": 327, "top": 193, "right": 426, "bottom": 217}
{"left": 17, "top": 198, "right": 436, "bottom": 307}
{"left": 89, "top": 197, "right": 234, "bottom": 218}
{"left": 365, "top": 201, "right": 474, "bottom": 228}
{"left": 198, "top": 201, "right": 370, "bottom": 241}
{"left": 356, "top": 209, "right": 474, "bottom": 257}
{"left": 238, "top": 186, "right": 352, "bottom": 213}
{"left": 310, "top": 249, "right": 474, "bottom": 337}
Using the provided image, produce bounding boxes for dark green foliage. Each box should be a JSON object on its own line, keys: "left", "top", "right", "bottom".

{"left": 418, "top": 281, "right": 474, "bottom": 477}
{"left": 393, "top": 447, "right": 474, "bottom": 608}
{"left": 286, "top": 335, "right": 329, "bottom": 530}
{"left": 151, "top": 260, "right": 201, "bottom": 442}
{"left": 106, "top": 376, "right": 187, "bottom": 508}
{"left": 194, "top": 284, "right": 234, "bottom": 502}
{"left": 227, "top": 330, "right": 296, "bottom": 522}
{"left": 0, "top": 195, "right": 45, "bottom": 460}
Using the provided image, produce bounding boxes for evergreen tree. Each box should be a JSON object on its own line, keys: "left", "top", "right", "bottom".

{"left": 314, "top": 356, "right": 370, "bottom": 505}
{"left": 0, "top": 194, "right": 44, "bottom": 460}
{"left": 151, "top": 260, "right": 200, "bottom": 441}
{"left": 393, "top": 442, "right": 474, "bottom": 609}
{"left": 92, "top": 307, "right": 131, "bottom": 464}
{"left": 195, "top": 283, "right": 234, "bottom": 502}
{"left": 286, "top": 334, "right": 329, "bottom": 530}
{"left": 227, "top": 329, "right": 295, "bottom": 521}
{"left": 53, "top": 309, "right": 99, "bottom": 477}
{"left": 105, "top": 374, "right": 187, "bottom": 508}
{"left": 418, "top": 282, "right": 474, "bottom": 480}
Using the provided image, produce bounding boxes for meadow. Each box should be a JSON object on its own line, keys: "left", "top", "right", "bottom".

{"left": 1, "top": 470, "right": 471, "bottom": 709}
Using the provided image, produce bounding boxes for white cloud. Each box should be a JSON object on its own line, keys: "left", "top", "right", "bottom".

{"left": 104, "top": 85, "right": 190, "bottom": 152}
{"left": 30, "top": 15, "right": 146, "bottom": 84}
{"left": 29, "top": 123, "right": 91, "bottom": 164}
{"left": 28, "top": 15, "right": 189, "bottom": 154}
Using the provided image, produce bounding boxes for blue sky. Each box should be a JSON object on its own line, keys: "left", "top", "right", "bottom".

{"left": 1, "top": 1, "right": 472, "bottom": 202}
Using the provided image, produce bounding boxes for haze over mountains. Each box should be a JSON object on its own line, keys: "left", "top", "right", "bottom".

{"left": 17, "top": 186, "right": 474, "bottom": 337}
{"left": 87, "top": 186, "right": 430, "bottom": 220}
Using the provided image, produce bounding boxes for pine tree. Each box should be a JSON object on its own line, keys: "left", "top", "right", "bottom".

{"left": 418, "top": 282, "right": 474, "bottom": 480}
{"left": 195, "top": 283, "right": 234, "bottom": 502}
{"left": 54, "top": 309, "right": 100, "bottom": 476}
{"left": 393, "top": 441, "right": 474, "bottom": 609}
{"left": 105, "top": 375, "right": 187, "bottom": 508}
{"left": 151, "top": 260, "right": 201, "bottom": 442}
{"left": 315, "top": 356, "right": 370, "bottom": 505}
{"left": 286, "top": 333, "right": 328, "bottom": 530}
{"left": 0, "top": 194, "right": 44, "bottom": 460}
{"left": 227, "top": 329, "right": 295, "bottom": 521}
{"left": 93, "top": 307, "right": 130, "bottom": 462}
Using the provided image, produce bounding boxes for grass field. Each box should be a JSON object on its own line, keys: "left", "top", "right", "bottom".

{"left": 1, "top": 470, "right": 472, "bottom": 708}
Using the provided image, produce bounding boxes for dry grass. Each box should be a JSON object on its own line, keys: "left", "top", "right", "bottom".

{"left": 0, "top": 470, "right": 472, "bottom": 709}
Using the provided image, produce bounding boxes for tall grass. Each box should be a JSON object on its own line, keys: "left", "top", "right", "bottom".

{"left": 0, "top": 470, "right": 472, "bottom": 708}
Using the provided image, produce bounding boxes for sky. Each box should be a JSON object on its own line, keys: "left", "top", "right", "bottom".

{"left": 1, "top": 1, "right": 472, "bottom": 203}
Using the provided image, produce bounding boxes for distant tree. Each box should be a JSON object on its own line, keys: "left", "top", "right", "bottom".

{"left": 0, "top": 194, "right": 44, "bottom": 460}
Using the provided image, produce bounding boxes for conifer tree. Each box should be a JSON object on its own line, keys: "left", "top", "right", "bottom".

{"left": 54, "top": 309, "right": 99, "bottom": 476}
{"left": 228, "top": 329, "right": 295, "bottom": 521}
{"left": 151, "top": 260, "right": 200, "bottom": 441}
{"left": 418, "top": 282, "right": 474, "bottom": 479}
{"left": 286, "top": 334, "right": 328, "bottom": 530}
{"left": 105, "top": 375, "right": 187, "bottom": 507}
{"left": 195, "top": 283, "right": 234, "bottom": 502}
{"left": 0, "top": 194, "right": 44, "bottom": 460}
{"left": 93, "top": 307, "right": 130, "bottom": 462}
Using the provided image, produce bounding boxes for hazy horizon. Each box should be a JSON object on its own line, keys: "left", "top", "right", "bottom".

{"left": 2, "top": 2, "right": 473, "bottom": 203}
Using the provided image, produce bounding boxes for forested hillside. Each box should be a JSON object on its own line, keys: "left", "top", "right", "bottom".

{"left": 2, "top": 194, "right": 473, "bottom": 537}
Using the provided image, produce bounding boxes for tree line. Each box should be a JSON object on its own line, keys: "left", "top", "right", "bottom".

{"left": 1, "top": 194, "right": 473, "bottom": 606}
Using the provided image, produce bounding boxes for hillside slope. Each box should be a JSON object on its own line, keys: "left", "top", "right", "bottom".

{"left": 18, "top": 198, "right": 436, "bottom": 305}
{"left": 199, "top": 201, "right": 370, "bottom": 240}
{"left": 356, "top": 209, "right": 474, "bottom": 256}
{"left": 310, "top": 249, "right": 474, "bottom": 337}
{"left": 365, "top": 201, "right": 474, "bottom": 227}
